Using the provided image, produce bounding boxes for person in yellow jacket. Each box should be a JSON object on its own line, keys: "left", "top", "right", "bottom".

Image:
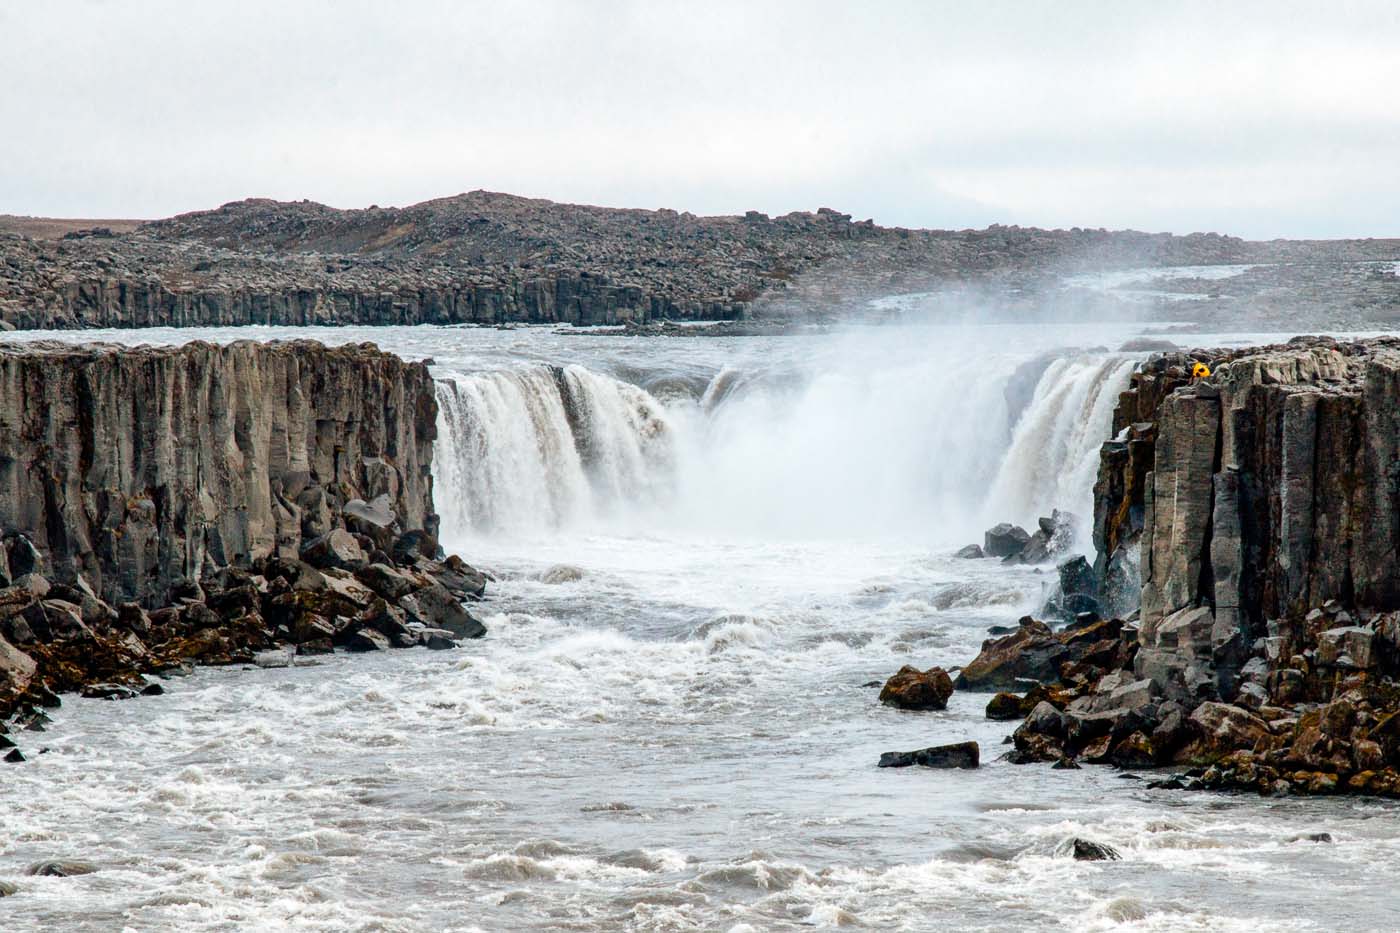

{"left": 1192, "top": 362, "right": 1212, "bottom": 380}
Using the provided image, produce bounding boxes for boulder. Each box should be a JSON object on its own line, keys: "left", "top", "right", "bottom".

{"left": 290, "top": 613, "right": 336, "bottom": 645}
{"left": 1317, "top": 626, "right": 1375, "bottom": 669}
{"left": 878, "top": 665, "right": 954, "bottom": 711}
{"left": 421, "top": 629, "right": 459, "bottom": 650}
{"left": 15, "top": 574, "right": 50, "bottom": 598}
{"left": 878, "top": 741, "right": 979, "bottom": 769}
{"left": 955, "top": 617, "right": 1065, "bottom": 691}
{"left": 1057, "top": 555, "right": 1097, "bottom": 601}
{"left": 1187, "top": 702, "right": 1270, "bottom": 761}
{"left": 417, "top": 556, "right": 488, "bottom": 599}
{"left": 392, "top": 530, "right": 441, "bottom": 563}
{"left": 27, "top": 860, "right": 97, "bottom": 877}
{"left": 360, "top": 599, "right": 418, "bottom": 648}
{"left": 1066, "top": 839, "right": 1121, "bottom": 861}
{"left": 354, "top": 563, "right": 420, "bottom": 601}
{"left": 0, "top": 633, "right": 37, "bottom": 703}
{"left": 344, "top": 495, "right": 399, "bottom": 550}
{"left": 402, "top": 581, "right": 486, "bottom": 639}
{"left": 953, "top": 544, "right": 985, "bottom": 560}
{"left": 985, "top": 692, "right": 1025, "bottom": 720}
{"left": 1023, "top": 700, "right": 1068, "bottom": 737}
{"left": 300, "top": 530, "right": 367, "bottom": 571}
{"left": 343, "top": 628, "right": 391, "bottom": 652}
{"left": 984, "top": 523, "right": 1031, "bottom": 558}
{"left": 536, "top": 564, "right": 586, "bottom": 584}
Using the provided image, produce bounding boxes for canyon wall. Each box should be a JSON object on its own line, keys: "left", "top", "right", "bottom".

{"left": 5, "top": 273, "right": 733, "bottom": 330}
{"left": 0, "top": 339, "right": 438, "bottom": 607}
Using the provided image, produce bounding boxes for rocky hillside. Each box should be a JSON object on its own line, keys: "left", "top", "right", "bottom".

{"left": 5, "top": 191, "right": 1398, "bottom": 330}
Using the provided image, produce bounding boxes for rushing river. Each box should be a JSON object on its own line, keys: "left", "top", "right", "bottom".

{"left": 3, "top": 321, "right": 1398, "bottom": 931}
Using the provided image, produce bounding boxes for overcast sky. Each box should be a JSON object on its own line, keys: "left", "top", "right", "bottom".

{"left": 3, "top": 1, "right": 1398, "bottom": 238}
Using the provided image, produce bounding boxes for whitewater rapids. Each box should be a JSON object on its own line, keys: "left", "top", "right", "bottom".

{"left": 3, "top": 322, "right": 1397, "bottom": 932}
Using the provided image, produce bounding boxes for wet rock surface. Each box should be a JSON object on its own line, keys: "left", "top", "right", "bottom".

{"left": 878, "top": 741, "right": 980, "bottom": 769}
{"left": 878, "top": 665, "right": 955, "bottom": 710}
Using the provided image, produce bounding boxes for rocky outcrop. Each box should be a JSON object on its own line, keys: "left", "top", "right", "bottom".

{"left": 0, "top": 339, "right": 436, "bottom": 607}
{"left": 1131, "top": 338, "right": 1400, "bottom": 704}
{"left": 0, "top": 338, "right": 496, "bottom": 745}
{"left": 1001, "top": 337, "right": 1400, "bottom": 794}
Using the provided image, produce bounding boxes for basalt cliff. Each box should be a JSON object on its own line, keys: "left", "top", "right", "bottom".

{"left": 962, "top": 336, "right": 1400, "bottom": 796}
{"left": 0, "top": 340, "right": 487, "bottom": 751}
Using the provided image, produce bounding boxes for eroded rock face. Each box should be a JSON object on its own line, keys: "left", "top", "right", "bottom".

{"left": 0, "top": 339, "right": 437, "bottom": 608}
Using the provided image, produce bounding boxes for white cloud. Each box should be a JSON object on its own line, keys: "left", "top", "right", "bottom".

{"left": 1, "top": 0, "right": 1397, "bottom": 237}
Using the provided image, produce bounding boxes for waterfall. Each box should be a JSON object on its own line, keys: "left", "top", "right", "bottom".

{"left": 432, "top": 339, "right": 1138, "bottom": 547}
{"left": 985, "top": 355, "right": 1140, "bottom": 543}
{"left": 434, "top": 364, "right": 675, "bottom": 539}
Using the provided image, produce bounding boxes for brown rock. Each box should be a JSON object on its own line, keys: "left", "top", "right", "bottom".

{"left": 879, "top": 665, "right": 954, "bottom": 711}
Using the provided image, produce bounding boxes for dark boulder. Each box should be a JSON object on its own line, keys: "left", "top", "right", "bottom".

{"left": 984, "top": 523, "right": 1031, "bottom": 559}
{"left": 360, "top": 599, "right": 418, "bottom": 648}
{"left": 878, "top": 741, "right": 980, "bottom": 769}
{"left": 344, "top": 495, "right": 399, "bottom": 550}
{"left": 878, "top": 665, "right": 955, "bottom": 711}
{"left": 954, "top": 544, "right": 985, "bottom": 559}
{"left": 300, "top": 530, "right": 367, "bottom": 571}
{"left": 422, "top": 629, "right": 459, "bottom": 650}
{"left": 1067, "top": 839, "right": 1121, "bottom": 861}
{"left": 955, "top": 617, "right": 1066, "bottom": 691}
{"left": 986, "top": 692, "right": 1026, "bottom": 720}
{"left": 392, "top": 529, "right": 441, "bottom": 563}
{"left": 354, "top": 563, "right": 420, "bottom": 601}
{"left": 343, "top": 628, "right": 390, "bottom": 652}
{"left": 402, "top": 581, "right": 486, "bottom": 638}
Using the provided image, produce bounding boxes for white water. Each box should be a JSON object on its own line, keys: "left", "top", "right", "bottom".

{"left": 431, "top": 328, "right": 1136, "bottom": 546}
{"left": 5, "top": 322, "right": 1398, "bottom": 932}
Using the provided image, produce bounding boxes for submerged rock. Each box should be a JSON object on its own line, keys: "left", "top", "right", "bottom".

{"left": 878, "top": 665, "right": 954, "bottom": 711}
{"left": 26, "top": 860, "right": 98, "bottom": 877}
{"left": 953, "top": 544, "right": 985, "bottom": 560}
{"left": 878, "top": 741, "right": 980, "bottom": 769}
{"left": 537, "top": 564, "right": 586, "bottom": 584}
{"left": 1067, "top": 838, "right": 1121, "bottom": 861}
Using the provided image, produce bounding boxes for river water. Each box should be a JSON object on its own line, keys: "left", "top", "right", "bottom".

{"left": 3, "top": 321, "right": 1398, "bottom": 931}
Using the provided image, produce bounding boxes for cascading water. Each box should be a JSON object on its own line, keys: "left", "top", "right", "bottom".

{"left": 432, "top": 333, "right": 1138, "bottom": 549}
{"left": 985, "top": 355, "right": 1141, "bottom": 543}
{"left": 434, "top": 364, "right": 675, "bottom": 538}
